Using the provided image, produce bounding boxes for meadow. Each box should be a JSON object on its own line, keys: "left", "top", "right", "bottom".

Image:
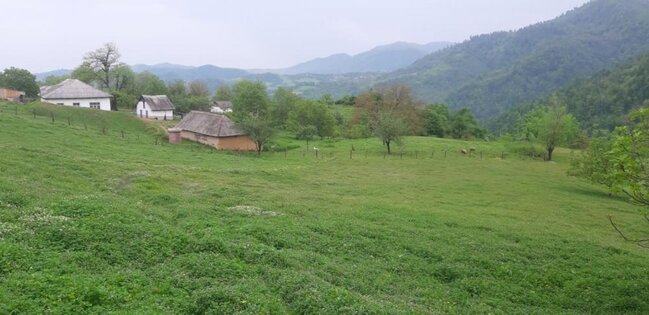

{"left": 0, "top": 102, "right": 647, "bottom": 314}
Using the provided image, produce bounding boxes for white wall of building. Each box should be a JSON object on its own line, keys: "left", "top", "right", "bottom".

{"left": 135, "top": 101, "right": 174, "bottom": 120}
{"left": 42, "top": 98, "right": 111, "bottom": 111}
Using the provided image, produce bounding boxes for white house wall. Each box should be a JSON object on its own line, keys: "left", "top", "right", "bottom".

{"left": 136, "top": 101, "right": 173, "bottom": 120}
{"left": 42, "top": 98, "right": 111, "bottom": 111}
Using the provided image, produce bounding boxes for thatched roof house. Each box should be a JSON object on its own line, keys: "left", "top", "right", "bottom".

{"left": 40, "top": 79, "right": 112, "bottom": 111}
{"left": 174, "top": 111, "right": 256, "bottom": 151}
{"left": 136, "top": 95, "right": 175, "bottom": 120}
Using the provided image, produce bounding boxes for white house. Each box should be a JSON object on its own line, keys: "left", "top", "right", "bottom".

{"left": 135, "top": 95, "right": 175, "bottom": 120}
{"left": 40, "top": 79, "right": 112, "bottom": 111}
{"left": 210, "top": 101, "right": 233, "bottom": 114}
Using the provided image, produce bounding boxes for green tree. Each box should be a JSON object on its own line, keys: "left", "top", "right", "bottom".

{"left": 373, "top": 112, "right": 407, "bottom": 154}
{"left": 448, "top": 108, "right": 484, "bottom": 140}
{"left": 270, "top": 87, "right": 300, "bottom": 128}
{"left": 0, "top": 67, "right": 39, "bottom": 97}
{"left": 353, "top": 85, "right": 423, "bottom": 135}
{"left": 77, "top": 43, "right": 125, "bottom": 90}
{"left": 41, "top": 74, "right": 69, "bottom": 87}
{"left": 188, "top": 80, "right": 209, "bottom": 97}
{"left": 422, "top": 103, "right": 450, "bottom": 137}
{"left": 287, "top": 100, "right": 335, "bottom": 139}
{"left": 296, "top": 125, "right": 318, "bottom": 148}
{"left": 134, "top": 71, "right": 168, "bottom": 96}
{"left": 236, "top": 113, "right": 274, "bottom": 155}
{"left": 569, "top": 134, "right": 615, "bottom": 190}
{"left": 527, "top": 102, "right": 579, "bottom": 161}
{"left": 232, "top": 80, "right": 269, "bottom": 119}
{"left": 213, "top": 84, "right": 233, "bottom": 101}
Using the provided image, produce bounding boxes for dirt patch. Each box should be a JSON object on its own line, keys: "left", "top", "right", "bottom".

{"left": 228, "top": 205, "right": 281, "bottom": 217}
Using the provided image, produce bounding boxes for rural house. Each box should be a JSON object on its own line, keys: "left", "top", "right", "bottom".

{"left": 0, "top": 88, "right": 25, "bottom": 102}
{"left": 210, "top": 101, "right": 233, "bottom": 114}
{"left": 135, "top": 95, "right": 175, "bottom": 120}
{"left": 40, "top": 79, "right": 112, "bottom": 111}
{"left": 174, "top": 111, "right": 256, "bottom": 151}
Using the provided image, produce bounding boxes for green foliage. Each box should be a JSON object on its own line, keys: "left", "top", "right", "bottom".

{"left": 569, "top": 135, "right": 615, "bottom": 189}
{"left": 422, "top": 103, "right": 450, "bottom": 137}
{"left": 270, "top": 87, "right": 299, "bottom": 128}
{"left": 213, "top": 84, "right": 233, "bottom": 101}
{"left": 521, "top": 101, "right": 579, "bottom": 161}
{"left": 41, "top": 75, "right": 69, "bottom": 87}
{"left": 232, "top": 80, "right": 269, "bottom": 120}
{"left": 287, "top": 100, "right": 335, "bottom": 139}
{"left": 372, "top": 112, "right": 407, "bottom": 154}
{"left": 353, "top": 85, "right": 423, "bottom": 136}
{"left": 134, "top": 71, "right": 168, "bottom": 96}
{"left": 235, "top": 113, "right": 274, "bottom": 155}
{"left": 0, "top": 67, "right": 39, "bottom": 97}
{"left": 188, "top": 80, "right": 209, "bottom": 97}
{"left": 448, "top": 108, "right": 484, "bottom": 140}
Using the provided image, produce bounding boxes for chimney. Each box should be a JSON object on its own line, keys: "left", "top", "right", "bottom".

{"left": 168, "top": 128, "right": 182, "bottom": 144}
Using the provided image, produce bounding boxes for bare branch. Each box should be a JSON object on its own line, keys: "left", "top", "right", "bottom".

{"left": 608, "top": 215, "right": 649, "bottom": 248}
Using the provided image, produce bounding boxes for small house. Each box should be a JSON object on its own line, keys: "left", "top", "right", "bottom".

{"left": 210, "top": 101, "right": 233, "bottom": 114}
{"left": 0, "top": 88, "right": 25, "bottom": 102}
{"left": 174, "top": 111, "right": 256, "bottom": 151}
{"left": 135, "top": 95, "right": 175, "bottom": 120}
{"left": 40, "top": 79, "right": 112, "bottom": 111}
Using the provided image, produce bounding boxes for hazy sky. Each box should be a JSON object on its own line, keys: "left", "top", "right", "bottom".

{"left": 0, "top": 0, "right": 589, "bottom": 73}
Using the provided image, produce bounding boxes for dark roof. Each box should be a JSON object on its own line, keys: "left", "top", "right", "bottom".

{"left": 141, "top": 95, "right": 175, "bottom": 111}
{"left": 40, "top": 79, "right": 112, "bottom": 99}
{"left": 213, "top": 101, "right": 233, "bottom": 109}
{"left": 175, "top": 111, "right": 246, "bottom": 137}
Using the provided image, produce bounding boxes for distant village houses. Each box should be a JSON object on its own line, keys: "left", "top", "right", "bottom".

{"left": 0, "top": 88, "right": 25, "bottom": 102}
{"left": 173, "top": 111, "right": 256, "bottom": 151}
{"left": 210, "top": 101, "right": 233, "bottom": 114}
{"left": 135, "top": 95, "right": 175, "bottom": 120}
{"left": 40, "top": 79, "right": 112, "bottom": 111}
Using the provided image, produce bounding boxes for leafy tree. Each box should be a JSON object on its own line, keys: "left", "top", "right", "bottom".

{"left": 270, "top": 87, "right": 300, "bottom": 128}
{"left": 167, "top": 80, "right": 187, "bottom": 97}
{"left": 353, "top": 85, "right": 423, "bottom": 135}
{"left": 448, "top": 108, "right": 484, "bottom": 140}
{"left": 296, "top": 125, "right": 318, "bottom": 148}
{"left": 526, "top": 101, "right": 579, "bottom": 161}
{"left": 134, "top": 71, "right": 168, "bottom": 96}
{"left": 422, "top": 103, "right": 450, "bottom": 137}
{"left": 569, "top": 134, "right": 615, "bottom": 189}
{"left": 236, "top": 113, "right": 274, "bottom": 155}
{"left": 373, "top": 112, "right": 407, "bottom": 154}
{"left": 335, "top": 95, "right": 356, "bottom": 106}
{"left": 287, "top": 100, "right": 335, "bottom": 139}
{"left": 0, "top": 67, "right": 39, "bottom": 97}
{"left": 213, "top": 84, "right": 233, "bottom": 101}
{"left": 77, "top": 43, "right": 126, "bottom": 90}
{"left": 232, "top": 80, "right": 269, "bottom": 119}
{"left": 188, "top": 80, "right": 209, "bottom": 97}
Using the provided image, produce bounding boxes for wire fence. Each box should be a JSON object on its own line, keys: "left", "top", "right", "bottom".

{"left": 0, "top": 102, "right": 550, "bottom": 161}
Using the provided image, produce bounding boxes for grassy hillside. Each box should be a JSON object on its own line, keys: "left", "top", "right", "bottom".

{"left": 1, "top": 102, "right": 648, "bottom": 313}
{"left": 380, "top": 0, "right": 649, "bottom": 123}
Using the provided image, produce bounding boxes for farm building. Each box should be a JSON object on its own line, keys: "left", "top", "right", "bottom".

{"left": 135, "top": 95, "right": 175, "bottom": 120}
{"left": 210, "top": 101, "right": 233, "bottom": 114}
{"left": 174, "top": 111, "right": 256, "bottom": 151}
{"left": 40, "top": 79, "right": 112, "bottom": 111}
{"left": 0, "top": 88, "right": 25, "bottom": 102}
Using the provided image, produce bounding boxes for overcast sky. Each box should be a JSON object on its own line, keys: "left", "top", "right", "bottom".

{"left": 0, "top": 0, "right": 589, "bottom": 73}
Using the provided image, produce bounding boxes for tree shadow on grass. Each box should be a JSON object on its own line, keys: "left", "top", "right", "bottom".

{"left": 560, "top": 185, "right": 628, "bottom": 203}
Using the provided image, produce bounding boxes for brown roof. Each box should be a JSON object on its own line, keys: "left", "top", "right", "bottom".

{"left": 40, "top": 79, "right": 112, "bottom": 99}
{"left": 141, "top": 95, "right": 175, "bottom": 111}
{"left": 175, "top": 111, "right": 246, "bottom": 137}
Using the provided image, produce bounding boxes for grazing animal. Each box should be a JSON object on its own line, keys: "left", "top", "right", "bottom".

{"left": 469, "top": 147, "right": 476, "bottom": 152}
{"left": 461, "top": 149, "right": 468, "bottom": 154}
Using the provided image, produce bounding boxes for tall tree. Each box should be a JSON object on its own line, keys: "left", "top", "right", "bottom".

{"left": 188, "top": 80, "right": 209, "bottom": 97}
{"left": 353, "top": 85, "right": 423, "bottom": 135}
{"left": 373, "top": 112, "right": 407, "bottom": 154}
{"left": 287, "top": 99, "right": 335, "bottom": 139}
{"left": 213, "top": 84, "right": 233, "bottom": 101}
{"left": 232, "top": 80, "right": 269, "bottom": 119}
{"left": 271, "top": 87, "right": 300, "bottom": 128}
{"left": 134, "top": 71, "right": 168, "bottom": 96}
{"left": 0, "top": 67, "right": 39, "bottom": 97}
{"left": 79, "top": 43, "right": 122, "bottom": 90}
{"left": 422, "top": 103, "right": 450, "bottom": 137}
{"left": 448, "top": 108, "right": 484, "bottom": 140}
{"left": 527, "top": 101, "right": 579, "bottom": 161}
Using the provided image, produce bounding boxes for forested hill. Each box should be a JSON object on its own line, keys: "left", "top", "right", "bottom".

{"left": 490, "top": 50, "right": 649, "bottom": 134}
{"left": 379, "top": 0, "right": 649, "bottom": 122}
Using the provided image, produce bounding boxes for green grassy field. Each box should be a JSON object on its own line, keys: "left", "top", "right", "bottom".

{"left": 1, "top": 102, "right": 648, "bottom": 314}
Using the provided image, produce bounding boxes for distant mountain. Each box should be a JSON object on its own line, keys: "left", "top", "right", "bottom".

{"left": 35, "top": 69, "right": 72, "bottom": 81}
{"left": 491, "top": 50, "right": 649, "bottom": 134}
{"left": 376, "top": 0, "right": 649, "bottom": 123}
{"left": 279, "top": 41, "right": 453, "bottom": 75}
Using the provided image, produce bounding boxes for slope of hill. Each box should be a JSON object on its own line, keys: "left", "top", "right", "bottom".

{"left": 279, "top": 41, "right": 453, "bottom": 75}
{"left": 491, "top": 50, "right": 649, "bottom": 133}
{"left": 380, "top": 0, "right": 649, "bottom": 122}
{"left": 1, "top": 101, "right": 649, "bottom": 313}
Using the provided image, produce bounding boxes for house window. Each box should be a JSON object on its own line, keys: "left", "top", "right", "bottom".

{"left": 90, "top": 102, "right": 101, "bottom": 109}
{"left": 73, "top": 102, "right": 80, "bottom": 107}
